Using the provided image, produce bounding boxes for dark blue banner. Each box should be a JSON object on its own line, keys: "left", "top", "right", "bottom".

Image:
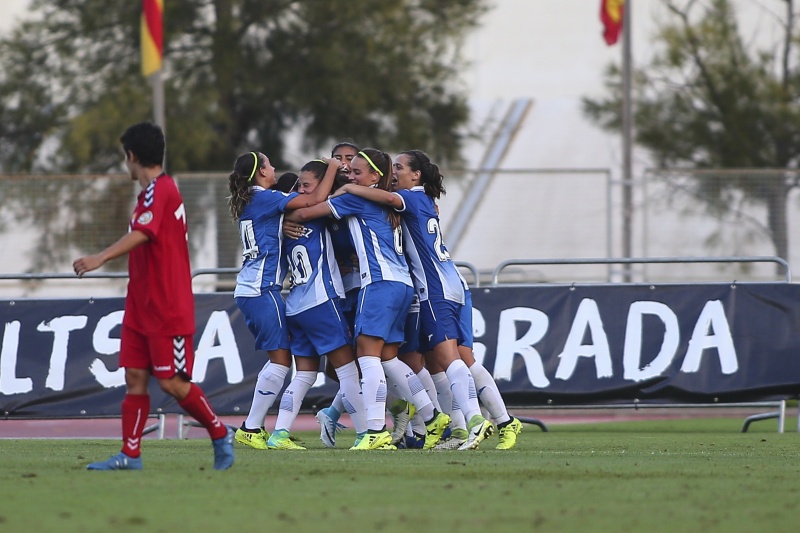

{"left": 2, "top": 283, "right": 800, "bottom": 417}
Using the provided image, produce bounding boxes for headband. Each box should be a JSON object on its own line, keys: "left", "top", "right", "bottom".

{"left": 358, "top": 151, "right": 384, "bottom": 176}
{"left": 313, "top": 159, "right": 327, "bottom": 164}
{"left": 248, "top": 152, "right": 259, "bottom": 182}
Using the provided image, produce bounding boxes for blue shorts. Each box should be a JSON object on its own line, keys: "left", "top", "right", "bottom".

{"left": 399, "top": 295, "right": 421, "bottom": 355}
{"left": 458, "top": 289, "right": 474, "bottom": 349}
{"left": 355, "top": 281, "right": 414, "bottom": 344}
{"left": 419, "top": 297, "right": 462, "bottom": 352}
{"left": 288, "top": 299, "right": 352, "bottom": 357}
{"left": 340, "top": 288, "right": 360, "bottom": 333}
{"left": 236, "top": 289, "right": 290, "bottom": 352}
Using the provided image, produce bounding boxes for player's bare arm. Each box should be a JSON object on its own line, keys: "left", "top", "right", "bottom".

{"left": 73, "top": 230, "right": 149, "bottom": 277}
{"left": 284, "top": 158, "right": 339, "bottom": 210}
{"left": 335, "top": 183, "right": 402, "bottom": 209}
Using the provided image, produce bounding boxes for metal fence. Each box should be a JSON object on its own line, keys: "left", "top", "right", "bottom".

{"left": 0, "top": 167, "right": 796, "bottom": 296}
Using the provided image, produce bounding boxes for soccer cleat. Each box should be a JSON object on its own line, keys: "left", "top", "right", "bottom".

{"left": 432, "top": 428, "right": 468, "bottom": 451}
{"left": 458, "top": 415, "right": 494, "bottom": 450}
{"left": 235, "top": 425, "right": 269, "bottom": 450}
{"left": 349, "top": 430, "right": 394, "bottom": 450}
{"left": 423, "top": 411, "right": 451, "bottom": 450}
{"left": 316, "top": 409, "right": 346, "bottom": 448}
{"left": 389, "top": 400, "right": 417, "bottom": 445}
{"left": 496, "top": 417, "right": 523, "bottom": 450}
{"left": 212, "top": 427, "right": 236, "bottom": 470}
{"left": 402, "top": 432, "right": 425, "bottom": 449}
{"left": 267, "top": 429, "right": 307, "bottom": 450}
{"left": 87, "top": 452, "right": 142, "bottom": 471}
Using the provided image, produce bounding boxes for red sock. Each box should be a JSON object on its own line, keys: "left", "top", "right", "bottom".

{"left": 121, "top": 394, "right": 149, "bottom": 458}
{"left": 179, "top": 383, "right": 227, "bottom": 440}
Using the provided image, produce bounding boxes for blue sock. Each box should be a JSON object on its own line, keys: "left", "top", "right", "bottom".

{"left": 324, "top": 405, "right": 341, "bottom": 423}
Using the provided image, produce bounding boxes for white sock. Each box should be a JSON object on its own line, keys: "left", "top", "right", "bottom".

{"left": 274, "top": 370, "right": 317, "bottom": 432}
{"left": 432, "top": 371, "right": 466, "bottom": 430}
{"left": 336, "top": 362, "right": 367, "bottom": 434}
{"left": 431, "top": 372, "right": 453, "bottom": 417}
{"left": 331, "top": 389, "right": 345, "bottom": 417}
{"left": 244, "top": 362, "right": 289, "bottom": 429}
{"left": 358, "top": 356, "right": 387, "bottom": 431}
{"left": 382, "top": 358, "right": 434, "bottom": 422}
{"left": 469, "top": 362, "right": 510, "bottom": 425}
{"left": 416, "top": 367, "right": 441, "bottom": 410}
{"left": 446, "top": 359, "right": 481, "bottom": 423}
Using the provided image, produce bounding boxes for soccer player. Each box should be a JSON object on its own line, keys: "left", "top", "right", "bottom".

{"left": 289, "top": 149, "right": 449, "bottom": 450}
{"left": 73, "top": 121, "right": 235, "bottom": 470}
{"left": 227, "top": 151, "right": 338, "bottom": 450}
{"left": 334, "top": 150, "right": 495, "bottom": 450}
{"left": 267, "top": 159, "right": 367, "bottom": 449}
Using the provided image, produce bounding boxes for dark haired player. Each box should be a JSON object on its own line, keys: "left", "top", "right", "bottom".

{"left": 73, "top": 122, "right": 235, "bottom": 470}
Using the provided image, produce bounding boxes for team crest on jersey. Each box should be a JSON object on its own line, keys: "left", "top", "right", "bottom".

{"left": 137, "top": 211, "right": 154, "bottom": 225}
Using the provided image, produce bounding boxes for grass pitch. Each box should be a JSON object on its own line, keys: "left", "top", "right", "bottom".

{"left": 1, "top": 417, "right": 798, "bottom": 532}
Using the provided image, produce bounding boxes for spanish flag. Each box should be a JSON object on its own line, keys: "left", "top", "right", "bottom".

{"left": 141, "top": 0, "right": 163, "bottom": 77}
{"left": 600, "top": 0, "right": 625, "bottom": 46}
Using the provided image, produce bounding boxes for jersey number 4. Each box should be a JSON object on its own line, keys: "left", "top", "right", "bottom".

{"left": 239, "top": 220, "right": 260, "bottom": 260}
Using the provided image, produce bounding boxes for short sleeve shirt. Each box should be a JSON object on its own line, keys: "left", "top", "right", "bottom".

{"left": 124, "top": 174, "right": 195, "bottom": 336}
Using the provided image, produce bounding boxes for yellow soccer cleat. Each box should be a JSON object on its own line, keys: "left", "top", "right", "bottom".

{"left": 423, "top": 411, "right": 451, "bottom": 450}
{"left": 267, "top": 429, "right": 306, "bottom": 450}
{"left": 235, "top": 425, "right": 269, "bottom": 450}
{"left": 349, "top": 430, "right": 394, "bottom": 450}
{"left": 496, "top": 417, "right": 523, "bottom": 450}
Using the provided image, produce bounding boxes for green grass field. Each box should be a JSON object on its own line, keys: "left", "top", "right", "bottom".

{"left": 1, "top": 418, "right": 798, "bottom": 532}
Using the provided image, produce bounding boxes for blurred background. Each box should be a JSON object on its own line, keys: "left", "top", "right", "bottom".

{"left": 1, "top": 1, "right": 798, "bottom": 296}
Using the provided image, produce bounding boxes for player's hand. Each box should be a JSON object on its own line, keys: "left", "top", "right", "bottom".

{"left": 72, "top": 255, "right": 104, "bottom": 277}
{"left": 283, "top": 220, "right": 307, "bottom": 240}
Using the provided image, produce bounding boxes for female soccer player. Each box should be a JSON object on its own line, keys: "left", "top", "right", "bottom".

{"left": 227, "top": 151, "right": 338, "bottom": 450}
{"left": 334, "top": 150, "right": 495, "bottom": 450}
{"left": 288, "top": 149, "right": 448, "bottom": 450}
{"left": 266, "top": 159, "right": 368, "bottom": 449}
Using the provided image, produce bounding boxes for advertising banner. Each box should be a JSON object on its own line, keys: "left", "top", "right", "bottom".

{"left": 2, "top": 283, "right": 800, "bottom": 417}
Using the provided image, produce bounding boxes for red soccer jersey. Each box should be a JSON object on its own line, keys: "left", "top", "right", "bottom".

{"left": 123, "top": 174, "right": 195, "bottom": 336}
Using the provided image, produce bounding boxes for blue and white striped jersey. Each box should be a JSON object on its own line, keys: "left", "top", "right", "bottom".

{"left": 327, "top": 192, "right": 412, "bottom": 288}
{"left": 327, "top": 218, "right": 360, "bottom": 293}
{"left": 234, "top": 187, "right": 297, "bottom": 298}
{"left": 284, "top": 217, "right": 344, "bottom": 316}
{"left": 395, "top": 187, "right": 465, "bottom": 304}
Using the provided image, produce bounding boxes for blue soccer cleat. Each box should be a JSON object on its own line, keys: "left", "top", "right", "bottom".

{"left": 87, "top": 452, "right": 143, "bottom": 471}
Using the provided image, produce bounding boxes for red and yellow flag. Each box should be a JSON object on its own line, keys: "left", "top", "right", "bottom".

{"left": 600, "top": 0, "right": 625, "bottom": 46}
{"left": 141, "top": 0, "right": 163, "bottom": 76}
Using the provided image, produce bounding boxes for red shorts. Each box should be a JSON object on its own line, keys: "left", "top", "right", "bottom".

{"left": 120, "top": 324, "right": 195, "bottom": 380}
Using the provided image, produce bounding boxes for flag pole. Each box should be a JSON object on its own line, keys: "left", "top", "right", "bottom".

{"left": 621, "top": 0, "right": 633, "bottom": 281}
{"left": 151, "top": 71, "right": 166, "bottom": 169}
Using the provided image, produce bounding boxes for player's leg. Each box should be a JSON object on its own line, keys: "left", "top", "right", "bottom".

{"left": 153, "top": 334, "right": 233, "bottom": 469}
{"left": 88, "top": 325, "right": 150, "bottom": 471}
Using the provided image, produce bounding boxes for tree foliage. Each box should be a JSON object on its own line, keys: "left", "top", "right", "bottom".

{"left": 0, "top": 0, "right": 489, "bottom": 173}
{"left": 0, "top": 0, "right": 488, "bottom": 271}
{"left": 583, "top": 0, "right": 800, "bottom": 261}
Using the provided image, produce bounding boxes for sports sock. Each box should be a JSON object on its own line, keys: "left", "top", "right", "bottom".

{"left": 445, "top": 359, "right": 481, "bottom": 423}
{"left": 179, "top": 383, "right": 227, "bottom": 440}
{"left": 274, "top": 370, "right": 317, "bottom": 432}
{"left": 382, "top": 357, "right": 434, "bottom": 421}
{"left": 358, "top": 355, "right": 387, "bottom": 431}
{"left": 431, "top": 371, "right": 453, "bottom": 417}
{"left": 336, "top": 361, "right": 367, "bottom": 434}
{"left": 121, "top": 393, "right": 149, "bottom": 458}
{"left": 416, "top": 367, "right": 441, "bottom": 410}
{"left": 469, "top": 361, "right": 511, "bottom": 425}
{"left": 244, "top": 362, "right": 289, "bottom": 429}
{"left": 326, "top": 389, "right": 345, "bottom": 422}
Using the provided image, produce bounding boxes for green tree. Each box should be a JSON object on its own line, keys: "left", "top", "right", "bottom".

{"left": 0, "top": 0, "right": 488, "bottom": 271}
{"left": 583, "top": 0, "right": 800, "bottom": 263}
